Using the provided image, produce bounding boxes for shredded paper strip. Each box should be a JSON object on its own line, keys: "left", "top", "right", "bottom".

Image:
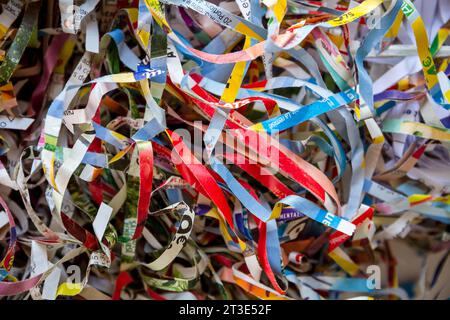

{"left": 0, "top": 0, "right": 449, "bottom": 300}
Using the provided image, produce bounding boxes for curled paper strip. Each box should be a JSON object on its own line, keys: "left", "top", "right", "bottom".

{"left": 0, "top": 0, "right": 449, "bottom": 301}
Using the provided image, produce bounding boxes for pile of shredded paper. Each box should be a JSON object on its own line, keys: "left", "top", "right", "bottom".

{"left": 0, "top": 0, "right": 449, "bottom": 300}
